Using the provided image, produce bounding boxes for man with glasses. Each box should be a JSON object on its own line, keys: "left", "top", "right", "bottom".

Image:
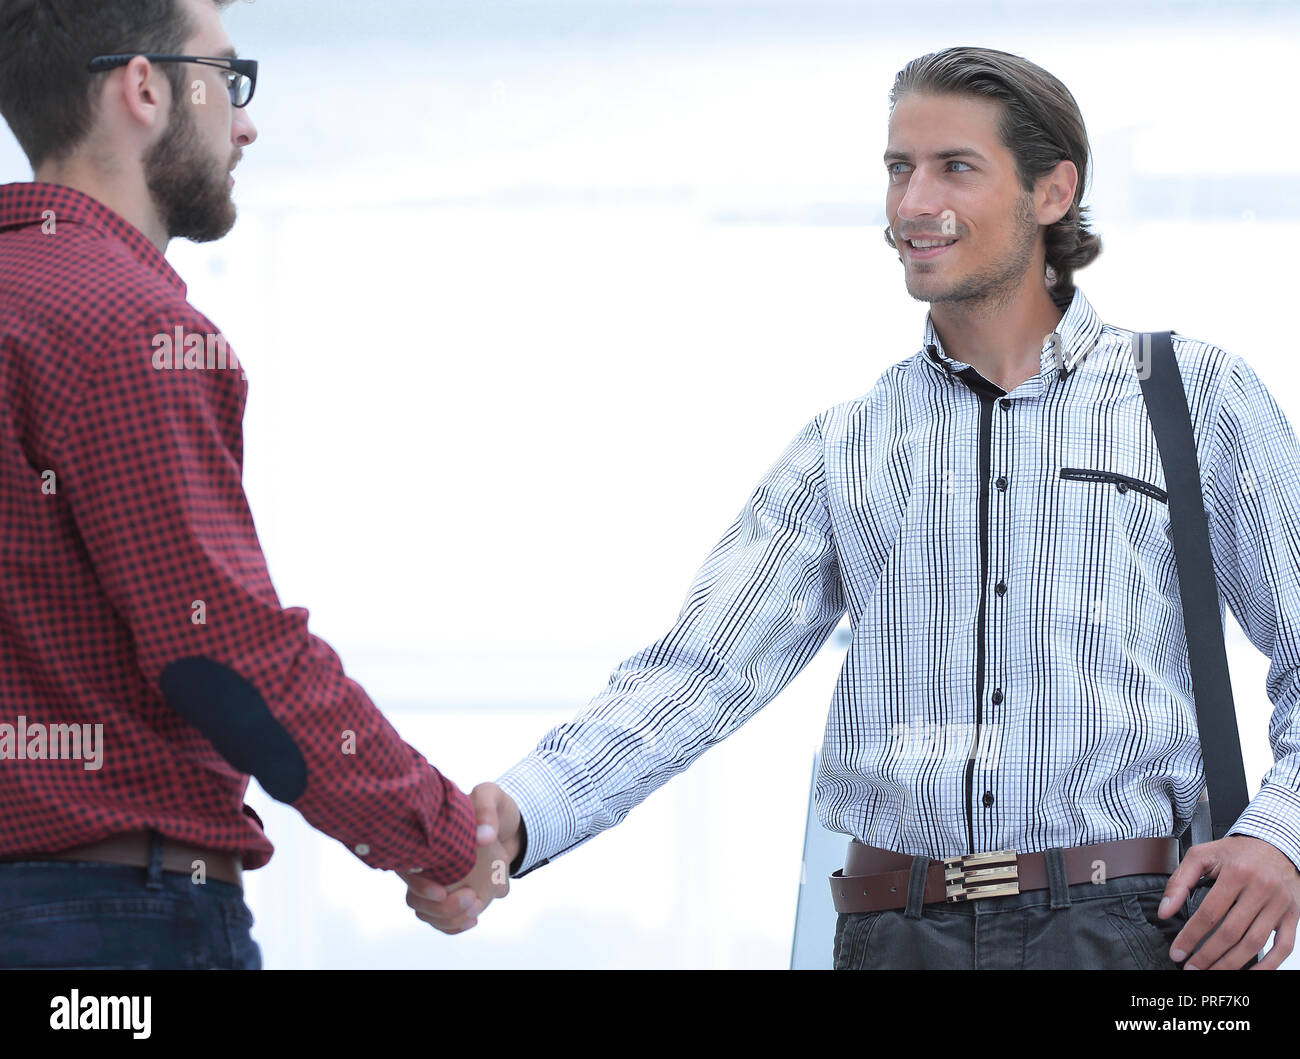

{"left": 0, "top": 0, "right": 510, "bottom": 969}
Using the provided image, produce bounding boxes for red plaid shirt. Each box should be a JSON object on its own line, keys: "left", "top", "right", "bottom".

{"left": 0, "top": 182, "right": 476, "bottom": 881}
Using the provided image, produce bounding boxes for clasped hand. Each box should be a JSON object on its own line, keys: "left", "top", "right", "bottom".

{"left": 397, "top": 782, "right": 522, "bottom": 934}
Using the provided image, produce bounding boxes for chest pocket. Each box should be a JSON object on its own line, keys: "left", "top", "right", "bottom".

{"left": 1060, "top": 467, "right": 1168, "bottom": 504}
{"left": 1057, "top": 465, "right": 1177, "bottom": 603}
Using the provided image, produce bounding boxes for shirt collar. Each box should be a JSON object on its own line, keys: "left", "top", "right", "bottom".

{"left": 0, "top": 181, "right": 186, "bottom": 295}
{"left": 920, "top": 285, "right": 1106, "bottom": 395}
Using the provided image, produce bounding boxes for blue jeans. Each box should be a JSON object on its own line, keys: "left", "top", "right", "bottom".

{"left": 0, "top": 831, "right": 262, "bottom": 970}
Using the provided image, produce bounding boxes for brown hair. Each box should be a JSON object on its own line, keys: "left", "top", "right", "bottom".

{"left": 0, "top": 0, "right": 236, "bottom": 170}
{"left": 884, "top": 46, "right": 1102, "bottom": 311}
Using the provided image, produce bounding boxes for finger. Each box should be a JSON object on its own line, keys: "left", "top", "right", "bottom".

{"left": 396, "top": 869, "right": 448, "bottom": 903}
{"left": 408, "top": 886, "right": 485, "bottom": 916}
{"left": 397, "top": 869, "right": 458, "bottom": 903}
{"left": 1170, "top": 876, "right": 1238, "bottom": 962}
{"left": 408, "top": 888, "right": 486, "bottom": 919}
{"left": 472, "top": 783, "right": 500, "bottom": 846}
{"left": 1161, "top": 844, "right": 1214, "bottom": 918}
{"left": 415, "top": 908, "right": 478, "bottom": 934}
{"left": 412, "top": 906, "right": 473, "bottom": 932}
{"left": 1196, "top": 903, "right": 1275, "bottom": 970}
{"left": 406, "top": 887, "right": 486, "bottom": 923}
{"left": 1251, "top": 913, "right": 1296, "bottom": 970}
{"left": 1180, "top": 885, "right": 1263, "bottom": 969}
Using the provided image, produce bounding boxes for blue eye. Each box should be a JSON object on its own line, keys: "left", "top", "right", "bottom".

{"left": 887, "top": 161, "right": 974, "bottom": 175}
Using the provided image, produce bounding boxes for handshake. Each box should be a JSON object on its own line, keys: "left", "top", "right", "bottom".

{"left": 397, "top": 782, "right": 523, "bottom": 934}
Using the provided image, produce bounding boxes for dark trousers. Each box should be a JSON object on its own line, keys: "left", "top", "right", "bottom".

{"left": 0, "top": 830, "right": 262, "bottom": 970}
{"left": 833, "top": 856, "right": 1259, "bottom": 970}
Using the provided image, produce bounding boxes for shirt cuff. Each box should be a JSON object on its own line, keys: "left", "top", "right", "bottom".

{"left": 1225, "top": 782, "right": 1300, "bottom": 875}
{"left": 495, "top": 753, "right": 584, "bottom": 877}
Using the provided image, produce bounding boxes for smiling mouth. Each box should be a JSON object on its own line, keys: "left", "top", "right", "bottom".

{"left": 905, "top": 237, "right": 958, "bottom": 259}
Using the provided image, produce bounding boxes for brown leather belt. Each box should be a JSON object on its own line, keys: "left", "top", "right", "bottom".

{"left": 0, "top": 831, "right": 243, "bottom": 889}
{"left": 831, "top": 837, "right": 1178, "bottom": 913}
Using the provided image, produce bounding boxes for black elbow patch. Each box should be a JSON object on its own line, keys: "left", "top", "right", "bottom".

{"left": 160, "top": 657, "right": 308, "bottom": 803}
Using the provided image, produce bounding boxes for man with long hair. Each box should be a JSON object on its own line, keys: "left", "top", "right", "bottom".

{"left": 412, "top": 46, "right": 1300, "bottom": 970}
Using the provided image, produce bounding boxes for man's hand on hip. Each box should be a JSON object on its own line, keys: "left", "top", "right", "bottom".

{"left": 1159, "top": 834, "right": 1300, "bottom": 969}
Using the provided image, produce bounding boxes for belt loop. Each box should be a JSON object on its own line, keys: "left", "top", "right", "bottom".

{"left": 144, "top": 830, "right": 165, "bottom": 890}
{"left": 904, "top": 855, "right": 931, "bottom": 919}
{"left": 1045, "top": 847, "right": 1070, "bottom": 909}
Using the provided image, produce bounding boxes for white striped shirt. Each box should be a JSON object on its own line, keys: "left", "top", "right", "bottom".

{"left": 496, "top": 285, "right": 1300, "bottom": 878}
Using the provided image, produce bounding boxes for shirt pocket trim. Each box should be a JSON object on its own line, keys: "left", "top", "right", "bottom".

{"left": 1059, "top": 466, "right": 1168, "bottom": 504}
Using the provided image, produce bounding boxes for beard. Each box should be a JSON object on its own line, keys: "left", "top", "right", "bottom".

{"left": 143, "top": 98, "right": 237, "bottom": 243}
{"left": 903, "top": 192, "right": 1040, "bottom": 313}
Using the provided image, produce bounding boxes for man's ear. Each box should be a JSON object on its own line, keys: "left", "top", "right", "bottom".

{"left": 1035, "top": 158, "right": 1078, "bottom": 227}
{"left": 112, "top": 55, "right": 172, "bottom": 136}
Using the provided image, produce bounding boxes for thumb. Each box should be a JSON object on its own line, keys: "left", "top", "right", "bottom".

{"left": 471, "top": 782, "right": 500, "bottom": 846}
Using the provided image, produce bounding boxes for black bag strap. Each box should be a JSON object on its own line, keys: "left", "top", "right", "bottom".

{"left": 1133, "top": 331, "right": 1250, "bottom": 843}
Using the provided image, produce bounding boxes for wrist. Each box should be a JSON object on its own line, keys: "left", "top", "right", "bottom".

{"left": 502, "top": 792, "right": 525, "bottom": 872}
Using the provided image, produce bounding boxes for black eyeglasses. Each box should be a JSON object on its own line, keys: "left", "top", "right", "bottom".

{"left": 88, "top": 54, "right": 258, "bottom": 108}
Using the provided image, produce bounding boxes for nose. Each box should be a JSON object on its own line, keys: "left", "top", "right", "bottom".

{"left": 233, "top": 106, "right": 257, "bottom": 148}
{"left": 892, "top": 164, "right": 946, "bottom": 233}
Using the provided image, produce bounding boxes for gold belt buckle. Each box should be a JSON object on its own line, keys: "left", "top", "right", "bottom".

{"left": 943, "top": 849, "right": 1020, "bottom": 902}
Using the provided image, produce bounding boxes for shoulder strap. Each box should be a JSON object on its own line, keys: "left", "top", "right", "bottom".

{"left": 1134, "top": 331, "right": 1250, "bottom": 842}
